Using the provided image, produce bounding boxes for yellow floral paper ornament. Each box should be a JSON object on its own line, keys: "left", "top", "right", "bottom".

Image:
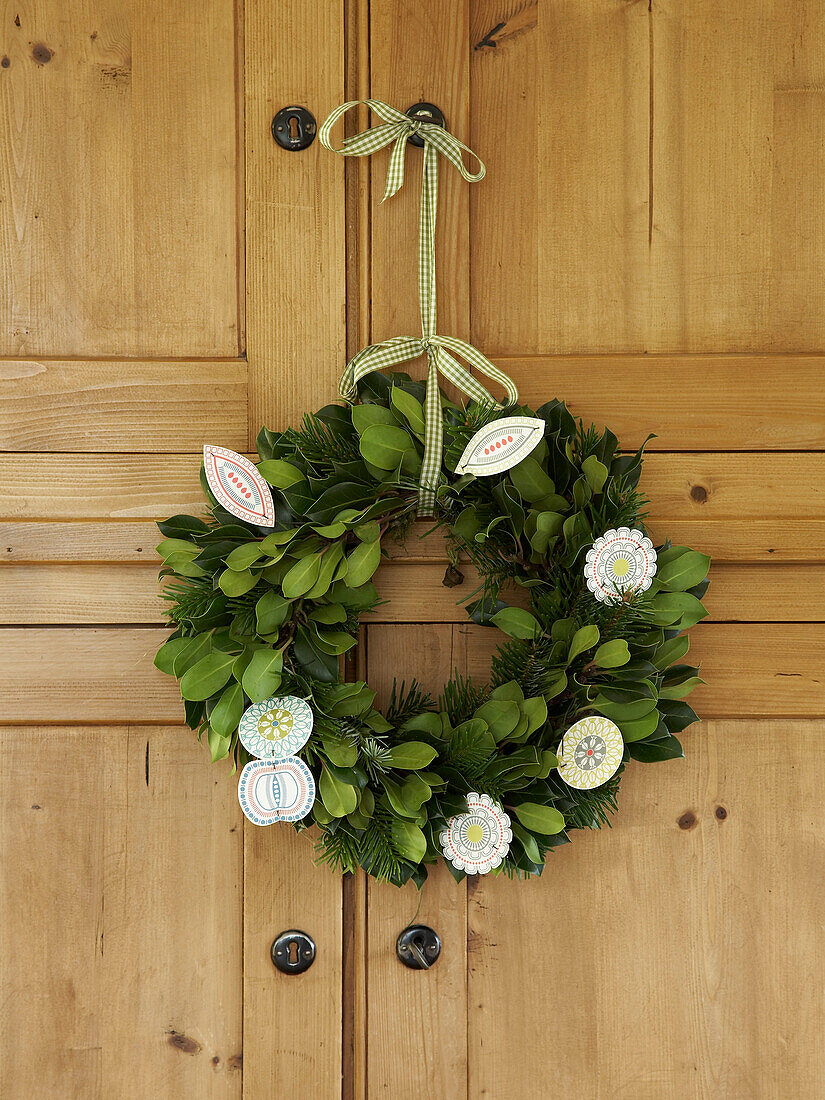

{"left": 557, "top": 716, "right": 624, "bottom": 790}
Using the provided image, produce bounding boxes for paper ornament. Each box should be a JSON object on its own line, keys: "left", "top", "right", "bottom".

{"left": 238, "top": 695, "right": 314, "bottom": 760}
{"left": 237, "top": 757, "right": 316, "bottom": 825}
{"left": 455, "top": 416, "right": 546, "bottom": 476}
{"left": 557, "top": 715, "right": 624, "bottom": 790}
{"left": 203, "top": 444, "right": 275, "bottom": 527}
{"left": 584, "top": 527, "right": 657, "bottom": 604}
{"left": 439, "top": 792, "right": 512, "bottom": 874}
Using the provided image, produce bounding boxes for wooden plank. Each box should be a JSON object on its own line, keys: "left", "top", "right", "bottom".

{"left": 469, "top": 720, "right": 825, "bottom": 1098}
{"left": 458, "top": 621, "right": 825, "bottom": 718}
{"left": 0, "top": 360, "right": 247, "bottom": 452}
{"left": 243, "top": 2, "right": 345, "bottom": 1095}
{"left": 0, "top": 521, "right": 166, "bottom": 563}
{"left": 245, "top": 0, "right": 346, "bottom": 435}
{"left": 469, "top": 0, "right": 650, "bottom": 355}
{"left": 0, "top": 726, "right": 242, "bottom": 1098}
{"left": 496, "top": 355, "right": 825, "bottom": 451}
{"left": 0, "top": 2, "right": 240, "bottom": 357}
{"left": 4, "top": 453, "right": 821, "bottom": 562}
{"left": 365, "top": 623, "right": 468, "bottom": 1100}
{"left": 4, "top": 562, "right": 823, "bottom": 629}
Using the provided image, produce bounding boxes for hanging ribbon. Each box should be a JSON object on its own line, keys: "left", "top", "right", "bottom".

{"left": 320, "top": 99, "right": 519, "bottom": 514}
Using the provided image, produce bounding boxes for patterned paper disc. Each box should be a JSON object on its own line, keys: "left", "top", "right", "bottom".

{"left": 439, "top": 792, "right": 512, "bottom": 874}
{"left": 237, "top": 757, "right": 315, "bottom": 825}
{"left": 455, "top": 416, "right": 546, "bottom": 476}
{"left": 584, "top": 527, "right": 657, "bottom": 604}
{"left": 557, "top": 716, "right": 624, "bottom": 790}
{"left": 238, "top": 695, "right": 314, "bottom": 760}
{"left": 203, "top": 444, "right": 275, "bottom": 527}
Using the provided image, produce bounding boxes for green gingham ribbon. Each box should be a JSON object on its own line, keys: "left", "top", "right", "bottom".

{"left": 320, "top": 99, "right": 519, "bottom": 514}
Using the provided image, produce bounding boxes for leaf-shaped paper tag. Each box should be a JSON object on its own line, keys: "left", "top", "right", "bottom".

{"left": 455, "top": 416, "right": 546, "bottom": 476}
{"left": 203, "top": 444, "right": 275, "bottom": 526}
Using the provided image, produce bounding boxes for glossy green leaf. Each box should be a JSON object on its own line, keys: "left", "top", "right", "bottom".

{"left": 568, "top": 624, "right": 600, "bottom": 663}
{"left": 345, "top": 538, "right": 381, "bottom": 587}
{"left": 218, "top": 568, "right": 258, "bottom": 596}
{"left": 282, "top": 552, "right": 324, "bottom": 598}
{"left": 385, "top": 741, "right": 438, "bottom": 769}
{"left": 594, "top": 639, "right": 630, "bottom": 668}
{"left": 256, "top": 459, "right": 306, "bottom": 488}
{"left": 255, "top": 590, "right": 291, "bottom": 634}
{"left": 491, "top": 607, "right": 541, "bottom": 640}
{"left": 358, "top": 424, "right": 415, "bottom": 470}
{"left": 319, "top": 766, "right": 358, "bottom": 817}
{"left": 209, "top": 682, "right": 244, "bottom": 737}
{"left": 513, "top": 803, "right": 566, "bottom": 835}
{"left": 180, "top": 651, "right": 235, "bottom": 701}
{"left": 241, "top": 648, "right": 284, "bottom": 702}
{"left": 391, "top": 819, "right": 427, "bottom": 863}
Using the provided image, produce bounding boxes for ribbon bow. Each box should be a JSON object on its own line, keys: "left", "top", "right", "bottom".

{"left": 320, "top": 99, "right": 518, "bottom": 514}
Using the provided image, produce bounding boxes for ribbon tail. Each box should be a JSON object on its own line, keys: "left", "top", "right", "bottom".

{"left": 417, "top": 352, "right": 443, "bottom": 516}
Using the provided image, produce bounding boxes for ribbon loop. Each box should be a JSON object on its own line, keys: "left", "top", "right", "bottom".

{"left": 320, "top": 99, "right": 514, "bottom": 515}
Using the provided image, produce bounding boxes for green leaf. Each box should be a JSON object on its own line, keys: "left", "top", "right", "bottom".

{"left": 619, "top": 708, "right": 661, "bottom": 742}
{"left": 568, "top": 624, "right": 600, "bottom": 663}
{"left": 256, "top": 459, "right": 306, "bottom": 488}
{"left": 390, "top": 386, "right": 426, "bottom": 436}
{"left": 651, "top": 592, "right": 709, "bottom": 629}
{"left": 581, "top": 454, "right": 608, "bottom": 493}
{"left": 391, "top": 819, "right": 427, "bottom": 863}
{"left": 319, "top": 766, "right": 358, "bottom": 817}
{"left": 312, "top": 627, "right": 358, "bottom": 655}
{"left": 180, "top": 651, "right": 235, "bottom": 701}
{"left": 154, "top": 636, "right": 193, "bottom": 675}
{"left": 656, "top": 550, "right": 711, "bottom": 591}
{"left": 652, "top": 634, "right": 690, "bottom": 671}
{"left": 241, "top": 648, "right": 284, "bottom": 702}
{"left": 512, "top": 822, "right": 541, "bottom": 864}
{"left": 255, "top": 590, "right": 292, "bottom": 634}
{"left": 659, "top": 676, "right": 703, "bottom": 700}
{"left": 225, "top": 542, "right": 265, "bottom": 571}
{"left": 522, "top": 696, "right": 548, "bottom": 735}
{"left": 345, "top": 538, "right": 381, "bottom": 587}
{"left": 209, "top": 682, "right": 244, "bottom": 737}
{"left": 218, "top": 568, "right": 258, "bottom": 596}
{"left": 309, "top": 603, "right": 347, "bottom": 625}
{"left": 491, "top": 607, "right": 541, "bottom": 640}
{"left": 207, "top": 727, "right": 232, "bottom": 763}
{"left": 156, "top": 537, "right": 200, "bottom": 561}
{"left": 358, "top": 424, "right": 415, "bottom": 470}
{"left": 594, "top": 639, "right": 630, "bottom": 668}
{"left": 351, "top": 403, "right": 397, "bottom": 434}
{"left": 627, "top": 735, "right": 684, "bottom": 762}
{"left": 322, "top": 738, "right": 358, "bottom": 768}
{"left": 282, "top": 551, "right": 323, "bottom": 598}
{"left": 474, "top": 699, "right": 521, "bottom": 742}
{"left": 594, "top": 696, "right": 657, "bottom": 722}
{"left": 509, "top": 457, "right": 555, "bottom": 503}
{"left": 513, "top": 803, "right": 566, "bottom": 835}
{"left": 172, "top": 633, "right": 213, "bottom": 676}
{"left": 385, "top": 741, "right": 438, "bottom": 769}
{"left": 305, "top": 543, "right": 345, "bottom": 600}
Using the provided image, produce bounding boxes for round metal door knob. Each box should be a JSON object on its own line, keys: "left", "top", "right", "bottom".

{"left": 396, "top": 924, "right": 441, "bottom": 969}
{"left": 405, "top": 102, "right": 446, "bottom": 148}
{"left": 271, "top": 929, "right": 316, "bottom": 974}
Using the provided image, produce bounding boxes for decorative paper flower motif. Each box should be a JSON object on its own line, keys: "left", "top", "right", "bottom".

{"left": 203, "top": 444, "right": 275, "bottom": 527}
{"left": 238, "top": 695, "right": 314, "bottom": 760}
{"left": 439, "top": 792, "right": 512, "bottom": 874}
{"left": 584, "top": 527, "right": 657, "bottom": 603}
{"left": 455, "top": 416, "right": 546, "bottom": 476}
{"left": 237, "top": 757, "right": 315, "bottom": 825}
{"left": 557, "top": 716, "right": 624, "bottom": 790}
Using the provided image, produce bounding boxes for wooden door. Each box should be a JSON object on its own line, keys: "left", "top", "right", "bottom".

{"left": 2, "top": 3, "right": 824, "bottom": 1098}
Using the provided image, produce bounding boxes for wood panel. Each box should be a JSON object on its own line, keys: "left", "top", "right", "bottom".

{"left": 0, "top": 726, "right": 242, "bottom": 1098}
{"left": 468, "top": 720, "right": 825, "bottom": 1099}
{"left": 0, "top": 1, "right": 240, "bottom": 357}
{"left": 4, "top": 562, "right": 824, "bottom": 626}
{"left": 242, "top": 2, "right": 346, "bottom": 1096}
{"left": 365, "top": 623, "right": 468, "bottom": 1100}
{"left": 0, "top": 360, "right": 247, "bottom": 452}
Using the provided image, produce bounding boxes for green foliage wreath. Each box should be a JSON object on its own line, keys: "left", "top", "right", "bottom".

{"left": 155, "top": 375, "right": 709, "bottom": 887}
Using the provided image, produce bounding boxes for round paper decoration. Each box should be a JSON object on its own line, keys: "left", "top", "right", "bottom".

{"left": 455, "top": 416, "right": 546, "bottom": 476}
{"left": 203, "top": 444, "right": 275, "bottom": 527}
{"left": 557, "top": 715, "right": 624, "bottom": 790}
{"left": 439, "top": 792, "right": 512, "bottom": 874}
{"left": 584, "top": 527, "right": 657, "bottom": 603}
{"left": 239, "top": 695, "right": 314, "bottom": 760}
{"left": 237, "top": 757, "right": 316, "bottom": 825}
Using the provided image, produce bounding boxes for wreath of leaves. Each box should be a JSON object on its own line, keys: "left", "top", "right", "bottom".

{"left": 155, "top": 371, "right": 709, "bottom": 887}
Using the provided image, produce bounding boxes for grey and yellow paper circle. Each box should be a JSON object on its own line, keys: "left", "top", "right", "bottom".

{"left": 238, "top": 695, "right": 314, "bottom": 760}
{"left": 557, "top": 715, "right": 624, "bottom": 790}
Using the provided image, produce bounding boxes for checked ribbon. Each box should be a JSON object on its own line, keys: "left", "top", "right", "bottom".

{"left": 319, "top": 99, "right": 520, "bottom": 514}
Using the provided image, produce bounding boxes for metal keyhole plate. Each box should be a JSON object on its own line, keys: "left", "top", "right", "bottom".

{"left": 271, "top": 105, "right": 317, "bottom": 150}
{"left": 396, "top": 924, "right": 441, "bottom": 969}
{"left": 271, "top": 929, "right": 316, "bottom": 974}
{"left": 405, "top": 102, "right": 446, "bottom": 148}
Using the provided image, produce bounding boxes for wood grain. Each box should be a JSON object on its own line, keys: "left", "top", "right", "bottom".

{"left": 469, "top": 720, "right": 825, "bottom": 1099}
{"left": 365, "top": 622, "right": 468, "bottom": 1100}
{"left": 0, "top": 359, "right": 247, "bottom": 452}
{"left": 0, "top": 1, "right": 240, "bottom": 357}
{"left": 245, "top": 0, "right": 346, "bottom": 435}
{"left": 0, "top": 726, "right": 242, "bottom": 1098}
{"left": 242, "top": 2, "right": 346, "bottom": 1095}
